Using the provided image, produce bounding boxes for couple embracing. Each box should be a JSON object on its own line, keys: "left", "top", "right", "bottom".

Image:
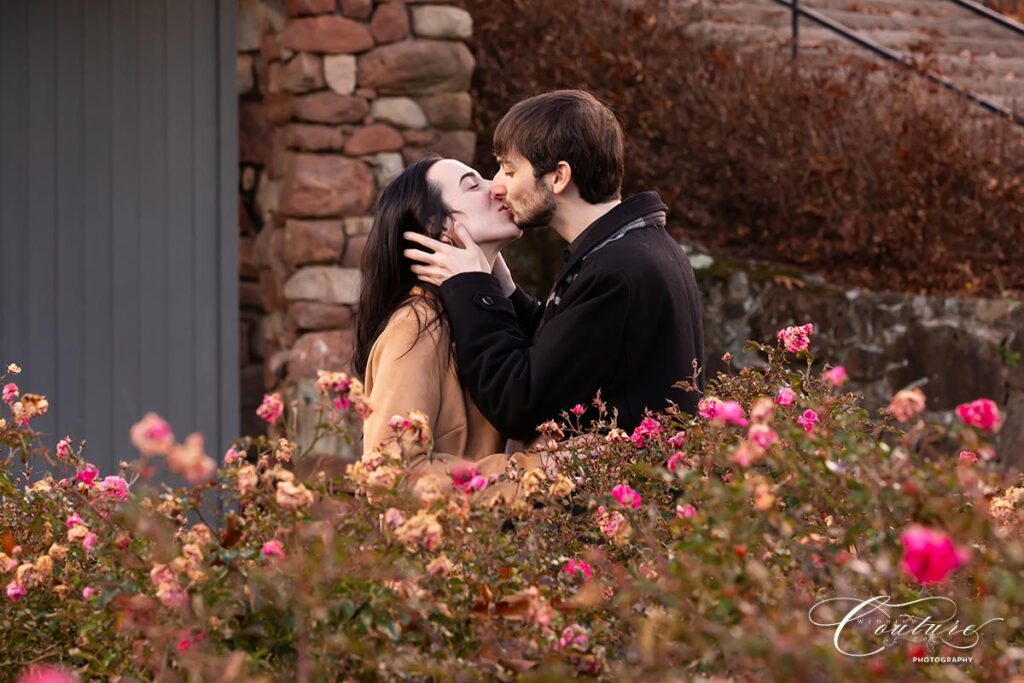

{"left": 353, "top": 89, "right": 705, "bottom": 496}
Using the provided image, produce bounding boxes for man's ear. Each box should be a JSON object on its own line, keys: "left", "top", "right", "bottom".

{"left": 550, "top": 161, "right": 573, "bottom": 196}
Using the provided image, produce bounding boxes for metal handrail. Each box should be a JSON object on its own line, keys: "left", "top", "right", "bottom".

{"left": 771, "top": 0, "right": 1024, "bottom": 127}
{"left": 949, "top": 0, "right": 1024, "bottom": 37}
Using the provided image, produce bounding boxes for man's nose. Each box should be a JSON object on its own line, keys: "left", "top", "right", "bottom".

{"left": 490, "top": 171, "right": 507, "bottom": 199}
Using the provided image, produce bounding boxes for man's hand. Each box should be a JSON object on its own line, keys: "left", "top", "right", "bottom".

{"left": 404, "top": 222, "right": 490, "bottom": 286}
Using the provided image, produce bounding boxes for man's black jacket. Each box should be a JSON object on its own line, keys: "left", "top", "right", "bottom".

{"left": 439, "top": 191, "right": 705, "bottom": 441}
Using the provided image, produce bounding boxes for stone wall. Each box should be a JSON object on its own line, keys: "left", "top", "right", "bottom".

{"left": 694, "top": 249, "right": 1024, "bottom": 469}
{"left": 236, "top": 0, "right": 476, "bottom": 450}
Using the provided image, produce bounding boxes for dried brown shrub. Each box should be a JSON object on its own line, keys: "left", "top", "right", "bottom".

{"left": 464, "top": 0, "right": 1024, "bottom": 298}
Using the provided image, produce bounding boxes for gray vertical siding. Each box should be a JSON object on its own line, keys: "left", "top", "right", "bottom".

{"left": 0, "top": 0, "right": 238, "bottom": 475}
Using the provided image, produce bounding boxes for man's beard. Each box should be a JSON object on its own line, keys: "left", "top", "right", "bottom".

{"left": 513, "top": 182, "right": 557, "bottom": 229}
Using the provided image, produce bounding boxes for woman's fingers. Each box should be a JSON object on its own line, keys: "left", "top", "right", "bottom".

{"left": 410, "top": 264, "right": 446, "bottom": 284}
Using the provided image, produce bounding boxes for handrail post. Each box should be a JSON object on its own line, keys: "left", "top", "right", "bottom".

{"left": 791, "top": 0, "right": 800, "bottom": 61}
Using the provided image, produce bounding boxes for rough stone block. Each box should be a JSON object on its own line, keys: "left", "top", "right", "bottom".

{"left": 324, "top": 55, "right": 357, "bottom": 95}
{"left": 357, "top": 40, "right": 474, "bottom": 95}
{"left": 371, "top": 3, "right": 410, "bottom": 44}
{"left": 280, "top": 16, "right": 375, "bottom": 54}
{"left": 344, "top": 124, "right": 404, "bottom": 155}
{"left": 283, "top": 219, "right": 346, "bottom": 268}
{"left": 292, "top": 92, "right": 369, "bottom": 123}
{"left": 282, "top": 154, "right": 375, "bottom": 217}
{"left": 370, "top": 96, "right": 428, "bottom": 128}
{"left": 410, "top": 5, "right": 472, "bottom": 40}
{"left": 284, "top": 266, "right": 362, "bottom": 305}
{"left": 416, "top": 92, "right": 471, "bottom": 130}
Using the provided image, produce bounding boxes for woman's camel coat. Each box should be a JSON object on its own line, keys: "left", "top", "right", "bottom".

{"left": 362, "top": 292, "right": 542, "bottom": 497}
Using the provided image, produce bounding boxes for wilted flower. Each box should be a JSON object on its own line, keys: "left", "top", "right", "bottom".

{"left": 886, "top": 388, "right": 926, "bottom": 422}
{"left": 129, "top": 413, "right": 174, "bottom": 457}
{"left": 750, "top": 397, "right": 776, "bottom": 424}
{"left": 562, "top": 559, "right": 593, "bottom": 581}
{"left": 776, "top": 323, "right": 814, "bottom": 354}
{"left": 426, "top": 555, "right": 455, "bottom": 576}
{"left": 256, "top": 393, "right": 284, "bottom": 425}
{"left": 274, "top": 438, "right": 295, "bottom": 463}
{"left": 900, "top": 525, "right": 968, "bottom": 584}
{"left": 666, "top": 452, "right": 686, "bottom": 471}
{"left": 796, "top": 409, "right": 819, "bottom": 432}
{"left": 595, "top": 505, "right": 627, "bottom": 540}
{"left": 13, "top": 394, "right": 48, "bottom": 424}
{"left": 261, "top": 539, "right": 285, "bottom": 560}
{"left": 6, "top": 363, "right": 20, "bottom": 375}
{"left": 275, "top": 481, "right": 314, "bottom": 510}
{"left": 167, "top": 433, "right": 216, "bottom": 484}
{"left": 611, "top": 484, "right": 642, "bottom": 509}
{"left": 412, "top": 474, "right": 444, "bottom": 505}
{"left": 394, "top": 510, "right": 443, "bottom": 552}
{"left": 605, "top": 428, "right": 630, "bottom": 444}
{"left": 2, "top": 383, "right": 19, "bottom": 403}
{"left": 55, "top": 436, "right": 73, "bottom": 459}
{"left": 236, "top": 464, "right": 258, "bottom": 495}
{"left": 317, "top": 370, "right": 372, "bottom": 419}
{"left": 7, "top": 581, "right": 27, "bottom": 602}
{"left": 522, "top": 468, "right": 547, "bottom": 497}
{"left": 824, "top": 366, "right": 848, "bottom": 387}
{"left": 548, "top": 474, "right": 576, "bottom": 498}
{"left": 383, "top": 508, "right": 405, "bottom": 527}
{"left": 223, "top": 447, "right": 242, "bottom": 465}
{"left": 776, "top": 387, "right": 797, "bottom": 407}
{"left": 956, "top": 398, "right": 1003, "bottom": 433}
{"left": 630, "top": 417, "right": 662, "bottom": 448}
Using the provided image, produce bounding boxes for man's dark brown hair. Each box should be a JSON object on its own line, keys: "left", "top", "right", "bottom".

{"left": 493, "top": 90, "right": 624, "bottom": 204}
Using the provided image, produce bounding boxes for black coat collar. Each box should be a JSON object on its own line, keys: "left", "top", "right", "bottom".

{"left": 552, "top": 191, "right": 668, "bottom": 289}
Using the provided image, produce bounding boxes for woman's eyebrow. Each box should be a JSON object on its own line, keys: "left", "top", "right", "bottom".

{"left": 458, "top": 171, "right": 479, "bottom": 187}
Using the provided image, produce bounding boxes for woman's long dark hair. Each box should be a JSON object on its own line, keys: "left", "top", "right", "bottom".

{"left": 353, "top": 156, "right": 453, "bottom": 379}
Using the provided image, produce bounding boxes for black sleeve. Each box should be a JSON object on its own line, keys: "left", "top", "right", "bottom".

{"left": 440, "top": 269, "right": 630, "bottom": 440}
{"left": 508, "top": 286, "right": 543, "bottom": 336}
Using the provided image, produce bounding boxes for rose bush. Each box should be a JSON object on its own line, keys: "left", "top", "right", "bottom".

{"left": 0, "top": 332, "right": 1022, "bottom": 680}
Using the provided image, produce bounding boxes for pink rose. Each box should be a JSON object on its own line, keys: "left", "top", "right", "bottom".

{"left": 958, "top": 450, "right": 978, "bottom": 466}
{"left": 887, "top": 388, "right": 927, "bottom": 422}
{"left": 261, "top": 539, "right": 285, "bottom": 560}
{"left": 6, "top": 581, "right": 26, "bottom": 601}
{"left": 562, "top": 559, "right": 593, "bottom": 581}
{"left": 667, "top": 431, "right": 689, "bottom": 449}
{"left": 82, "top": 586, "right": 97, "bottom": 599}
{"left": 900, "top": 525, "right": 968, "bottom": 584}
{"left": 748, "top": 424, "right": 778, "bottom": 451}
{"left": 75, "top": 464, "right": 99, "bottom": 486}
{"left": 776, "top": 323, "right": 814, "bottom": 354}
{"left": 676, "top": 503, "right": 697, "bottom": 519}
{"left": 666, "top": 452, "right": 686, "bottom": 471}
{"left": 82, "top": 533, "right": 98, "bottom": 551}
{"left": 256, "top": 393, "right": 284, "bottom": 426}
{"left": 796, "top": 409, "right": 819, "bottom": 432}
{"left": 66, "top": 513, "right": 84, "bottom": 528}
{"left": 383, "top": 508, "right": 405, "bottom": 527}
{"left": 956, "top": 398, "right": 1003, "bottom": 433}
{"left": 223, "top": 447, "right": 241, "bottom": 465}
{"left": 611, "top": 484, "right": 642, "bottom": 509}
{"left": 16, "top": 666, "right": 76, "bottom": 683}
{"left": 571, "top": 404, "right": 585, "bottom": 416}
{"left": 450, "top": 464, "right": 488, "bottom": 494}
{"left": 556, "top": 624, "right": 590, "bottom": 652}
{"left": 824, "top": 366, "right": 848, "bottom": 387}
{"left": 629, "top": 417, "right": 662, "bottom": 448}
{"left": 98, "top": 476, "right": 129, "bottom": 501}
{"left": 699, "top": 398, "right": 748, "bottom": 427}
{"left": 776, "top": 387, "right": 797, "bottom": 407}
{"left": 2, "top": 383, "right": 19, "bottom": 404}
{"left": 129, "top": 412, "right": 174, "bottom": 457}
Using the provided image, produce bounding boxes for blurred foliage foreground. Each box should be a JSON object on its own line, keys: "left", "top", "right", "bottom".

{"left": 1, "top": 323, "right": 1023, "bottom": 682}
